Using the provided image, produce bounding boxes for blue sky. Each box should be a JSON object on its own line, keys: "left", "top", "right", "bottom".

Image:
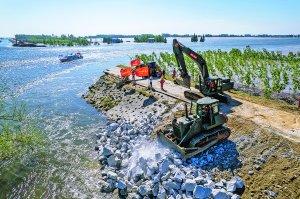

{"left": 1, "top": 0, "right": 299, "bottom": 36}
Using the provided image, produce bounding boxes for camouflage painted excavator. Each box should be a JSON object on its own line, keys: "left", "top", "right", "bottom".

{"left": 157, "top": 97, "right": 230, "bottom": 159}
{"left": 173, "top": 39, "right": 234, "bottom": 103}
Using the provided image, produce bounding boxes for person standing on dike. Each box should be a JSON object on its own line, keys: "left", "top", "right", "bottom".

{"left": 160, "top": 71, "right": 166, "bottom": 91}
{"left": 132, "top": 70, "right": 136, "bottom": 86}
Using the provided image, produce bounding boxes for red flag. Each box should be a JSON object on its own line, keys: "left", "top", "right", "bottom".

{"left": 130, "top": 58, "right": 141, "bottom": 67}
{"left": 135, "top": 66, "right": 149, "bottom": 77}
{"left": 120, "top": 67, "right": 132, "bottom": 77}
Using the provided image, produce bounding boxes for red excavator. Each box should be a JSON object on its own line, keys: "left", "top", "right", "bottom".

{"left": 173, "top": 39, "right": 234, "bottom": 102}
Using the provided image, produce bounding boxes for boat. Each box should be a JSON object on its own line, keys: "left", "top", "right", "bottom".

{"left": 12, "top": 41, "right": 46, "bottom": 47}
{"left": 59, "top": 52, "right": 83, "bottom": 62}
{"left": 191, "top": 33, "right": 198, "bottom": 42}
{"left": 199, "top": 35, "right": 205, "bottom": 42}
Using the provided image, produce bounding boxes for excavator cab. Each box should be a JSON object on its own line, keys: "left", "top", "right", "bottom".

{"left": 196, "top": 97, "right": 221, "bottom": 127}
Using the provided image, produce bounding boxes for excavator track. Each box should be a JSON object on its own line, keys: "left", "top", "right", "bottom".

{"left": 189, "top": 126, "right": 230, "bottom": 147}
{"left": 184, "top": 90, "right": 228, "bottom": 103}
{"left": 158, "top": 126, "right": 230, "bottom": 159}
{"left": 184, "top": 90, "right": 204, "bottom": 101}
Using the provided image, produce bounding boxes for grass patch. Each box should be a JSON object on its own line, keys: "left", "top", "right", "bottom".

{"left": 97, "top": 96, "right": 120, "bottom": 111}
{"left": 229, "top": 89, "right": 299, "bottom": 114}
{"left": 103, "top": 74, "right": 119, "bottom": 85}
{"left": 135, "top": 87, "right": 154, "bottom": 98}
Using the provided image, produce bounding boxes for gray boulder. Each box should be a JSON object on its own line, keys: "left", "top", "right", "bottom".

{"left": 127, "top": 193, "right": 140, "bottom": 199}
{"left": 233, "top": 177, "right": 245, "bottom": 189}
{"left": 226, "top": 181, "right": 236, "bottom": 192}
{"left": 157, "top": 185, "right": 167, "bottom": 199}
{"left": 107, "top": 171, "right": 118, "bottom": 180}
{"left": 148, "top": 162, "right": 159, "bottom": 175}
{"left": 107, "top": 155, "right": 121, "bottom": 168}
{"left": 130, "top": 166, "right": 144, "bottom": 182}
{"left": 161, "top": 171, "right": 171, "bottom": 181}
{"left": 173, "top": 171, "right": 185, "bottom": 183}
{"left": 100, "top": 180, "right": 115, "bottom": 193}
{"left": 181, "top": 179, "right": 196, "bottom": 192}
{"left": 204, "top": 179, "right": 215, "bottom": 189}
{"left": 116, "top": 180, "right": 127, "bottom": 190}
{"left": 152, "top": 183, "right": 159, "bottom": 197}
{"left": 193, "top": 185, "right": 212, "bottom": 199}
{"left": 138, "top": 184, "right": 151, "bottom": 196}
{"left": 101, "top": 146, "right": 113, "bottom": 157}
{"left": 173, "top": 158, "right": 183, "bottom": 166}
{"left": 212, "top": 189, "right": 230, "bottom": 199}
{"left": 195, "top": 176, "right": 206, "bottom": 184}
{"left": 231, "top": 194, "right": 241, "bottom": 199}
{"left": 108, "top": 123, "right": 119, "bottom": 131}
{"left": 164, "top": 180, "right": 181, "bottom": 191}
{"left": 159, "top": 159, "right": 172, "bottom": 174}
{"left": 226, "top": 177, "right": 244, "bottom": 192}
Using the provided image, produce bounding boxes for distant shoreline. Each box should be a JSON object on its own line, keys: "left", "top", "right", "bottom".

{"left": 89, "top": 34, "right": 300, "bottom": 39}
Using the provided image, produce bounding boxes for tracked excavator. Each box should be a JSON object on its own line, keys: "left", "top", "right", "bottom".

{"left": 173, "top": 39, "right": 234, "bottom": 102}
{"left": 157, "top": 97, "right": 231, "bottom": 159}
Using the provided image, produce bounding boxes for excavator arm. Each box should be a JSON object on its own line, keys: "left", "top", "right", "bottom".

{"left": 173, "top": 39, "right": 209, "bottom": 89}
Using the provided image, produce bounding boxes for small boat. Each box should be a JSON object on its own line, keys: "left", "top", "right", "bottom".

{"left": 59, "top": 52, "right": 83, "bottom": 62}
{"left": 199, "top": 35, "right": 205, "bottom": 42}
{"left": 191, "top": 33, "right": 198, "bottom": 42}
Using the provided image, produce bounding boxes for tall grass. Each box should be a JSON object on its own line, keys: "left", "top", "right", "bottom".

{"left": 0, "top": 99, "right": 46, "bottom": 197}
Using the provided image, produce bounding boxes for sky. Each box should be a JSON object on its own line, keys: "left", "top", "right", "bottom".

{"left": 1, "top": 0, "right": 300, "bottom": 37}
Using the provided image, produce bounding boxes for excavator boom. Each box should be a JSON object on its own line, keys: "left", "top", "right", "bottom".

{"left": 173, "top": 39, "right": 209, "bottom": 88}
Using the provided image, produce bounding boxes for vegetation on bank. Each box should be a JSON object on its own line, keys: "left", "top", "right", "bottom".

{"left": 136, "top": 48, "right": 300, "bottom": 99}
{"left": 134, "top": 34, "right": 167, "bottom": 43}
{"left": 97, "top": 96, "right": 120, "bottom": 111}
{"left": 0, "top": 99, "right": 46, "bottom": 197}
{"left": 15, "top": 34, "right": 89, "bottom": 46}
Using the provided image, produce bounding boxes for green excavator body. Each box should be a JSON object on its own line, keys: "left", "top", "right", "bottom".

{"left": 158, "top": 97, "right": 230, "bottom": 159}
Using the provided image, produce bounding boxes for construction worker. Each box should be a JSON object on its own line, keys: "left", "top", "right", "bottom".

{"left": 132, "top": 70, "right": 136, "bottom": 85}
{"left": 148, "top": 76, "right": 153, "bottom": 90}
{"left": 172, "top": 68, "right": 177, "bottom": 80}
{"left": 160, "top": 74, "right": 166, "bottom": 91}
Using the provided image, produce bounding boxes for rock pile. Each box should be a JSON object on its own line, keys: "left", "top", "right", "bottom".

{"left": 95, "top": 111, "right": 245, "bottom": 199}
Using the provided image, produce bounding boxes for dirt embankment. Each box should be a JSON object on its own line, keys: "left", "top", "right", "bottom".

{"left": 227, "top": 117, "right": 300, "bottom": 199}
{"left": 84, "top": 74, "right": 300, "bottom": 199}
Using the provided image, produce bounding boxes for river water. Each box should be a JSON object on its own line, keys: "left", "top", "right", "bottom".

{"left": 0, "top": 37, "right": 299, "bottom": 198}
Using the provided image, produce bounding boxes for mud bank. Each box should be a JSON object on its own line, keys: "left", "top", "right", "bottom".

{"left": 84, "top": 74, "right": 299, "bottom": 199}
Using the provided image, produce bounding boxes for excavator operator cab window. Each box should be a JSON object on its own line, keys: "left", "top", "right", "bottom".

{"left": 212, "top": 103, "right": 219, "bottom": 115}
{"left": 201, "top": 105, "right": 212, "bottom": 123}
